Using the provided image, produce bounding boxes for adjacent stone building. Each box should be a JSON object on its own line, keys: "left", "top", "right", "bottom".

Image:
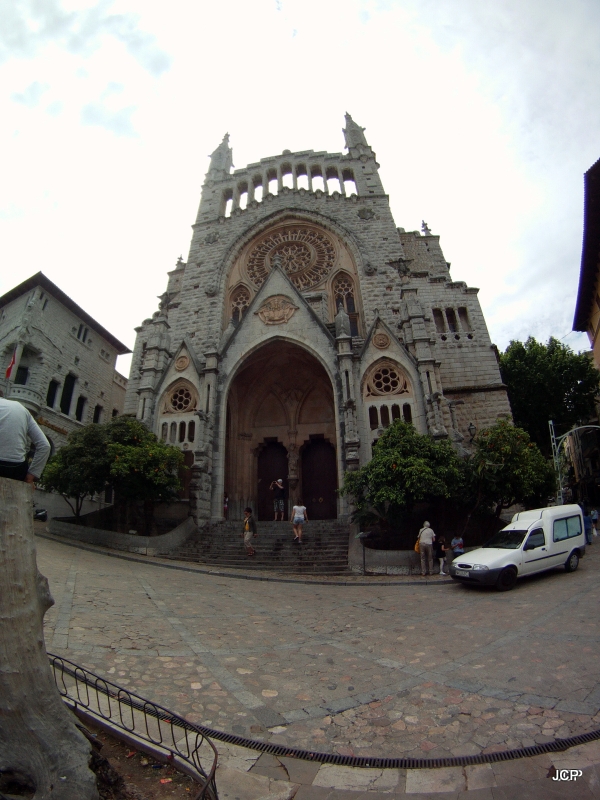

{"left": 0, "top": 272, "right": 130, "bottom": 453}
{"left": 125, "top": 116, "right": 510, "bottom": 522}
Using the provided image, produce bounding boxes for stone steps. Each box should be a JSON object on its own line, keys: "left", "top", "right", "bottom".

{"left": 168, "top": 519, "right": 350, "bottom": 574}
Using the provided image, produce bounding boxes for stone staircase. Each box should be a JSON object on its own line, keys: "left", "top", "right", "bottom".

{"left": 168, "top": 519, "right": 350, "bottom": 574}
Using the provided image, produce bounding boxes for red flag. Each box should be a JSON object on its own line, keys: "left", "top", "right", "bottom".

{"left": 5, "top": 349, "right": 16, "bottom": 379}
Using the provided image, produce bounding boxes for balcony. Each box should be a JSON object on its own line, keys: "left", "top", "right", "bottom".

{"left": 8, "top": 385, "right": 43, "bottom": 414}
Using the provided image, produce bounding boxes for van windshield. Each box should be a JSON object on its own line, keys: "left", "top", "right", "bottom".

{"left": 483, "top": 530, "right": 528, "bottom": 549}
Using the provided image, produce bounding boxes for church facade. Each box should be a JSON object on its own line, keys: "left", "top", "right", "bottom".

{"left": 124, "top": 116, "right": 511, "bottom": 523}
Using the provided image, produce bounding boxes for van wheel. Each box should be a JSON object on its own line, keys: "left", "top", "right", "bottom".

{"left": 496, "top": 567, "right": 518, "bottom": 591}
{"left": 564, "top": 551, "right": 579, "bottom": 573}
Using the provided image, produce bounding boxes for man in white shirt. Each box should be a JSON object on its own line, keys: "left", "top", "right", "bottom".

{"left": 417, "top": 520, "right": 436, "bottom": 576}
{"left": 0, "top": 395, "right": 51, "bottom": 483}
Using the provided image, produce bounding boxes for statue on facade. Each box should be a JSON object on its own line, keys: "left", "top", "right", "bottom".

{"left": 343, "top": 113, "right": 368, "bottom": 149}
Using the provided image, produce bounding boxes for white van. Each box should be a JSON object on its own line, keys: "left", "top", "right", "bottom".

{"left": 449, "top": 504, "right": 586, "bottom": 591}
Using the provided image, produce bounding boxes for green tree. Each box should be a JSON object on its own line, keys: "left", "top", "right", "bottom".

{"left": 340, "top": 419, "right": 464, "bottom": 527}
{"left": 42, "top": 417, "right": 183, "bottom": 529}
{"left": 41, "top": 424, "right": 110, "bottom": 516}
{"left": 500, "top": 337, "right": 600, "bottom": 454}
{"left": 465, "top": 419, "right": 555, "bottom": 518}
{"left": 105, "top": 417, "right": 183, "bottom": 530}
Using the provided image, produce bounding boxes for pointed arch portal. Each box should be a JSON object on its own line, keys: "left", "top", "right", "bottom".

{"left": 225, "top": 341, "right": 338, "bottom": 520}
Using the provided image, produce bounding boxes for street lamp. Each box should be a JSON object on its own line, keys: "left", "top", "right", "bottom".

{"left": 468, "top": 422, "right": 477, "bottom": 441}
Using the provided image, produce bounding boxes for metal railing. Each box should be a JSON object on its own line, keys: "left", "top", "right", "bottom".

{"left": 48, "top": 652, "right": 218, "bottom": 800}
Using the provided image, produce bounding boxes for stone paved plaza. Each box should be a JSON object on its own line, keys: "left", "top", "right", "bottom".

{"left": 37, "top": 532, "right": 600, "bottom": 797}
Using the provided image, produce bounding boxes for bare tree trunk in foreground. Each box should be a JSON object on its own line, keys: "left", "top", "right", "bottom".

{"left": 0, "top": 477, "right": 99, "bottom": 799}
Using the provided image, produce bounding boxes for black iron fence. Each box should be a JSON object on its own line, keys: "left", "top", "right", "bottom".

{"left": 48, "top": 652, "right": 218, "bottom": 800}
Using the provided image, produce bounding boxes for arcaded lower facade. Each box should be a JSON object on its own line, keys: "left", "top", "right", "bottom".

{"left": 125, "top": 116, "right": 511, "bottom": 523}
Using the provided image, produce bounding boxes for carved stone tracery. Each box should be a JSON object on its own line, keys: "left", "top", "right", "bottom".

{"left": 246, "top": 226, "right": 336, "bottom": 290}
{"left": 164, "top": 381, "right": 198, "bottom": 413}
{"left": 364, "top": 361, "right": 410, "bottom": 397}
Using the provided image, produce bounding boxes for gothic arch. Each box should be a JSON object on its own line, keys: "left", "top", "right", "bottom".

{"left": 218, "top": 209, "right": 367, "bottom": 328}
{"left": 157, "top": 379, "right": 199, "bottom": 448}
{"left": 330, "top": 270, "right": 362, "bottom": 336}
{"left": 220, "top": 339, "right": 340, "bottom": 520}
{"left": 229, "top": 283, "right": 252, "bottom": 324}
{"left": 361, "top": 359, "right": 417, "bottom": 437}
{"left": 159, "top": 379, "right": 199, "bottom": 414}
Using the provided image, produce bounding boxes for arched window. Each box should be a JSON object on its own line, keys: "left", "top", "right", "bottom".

{"left": 333, "top": 273, "right": 359, "bottom": 336}
{"left": 369, "top": 406, "right": 379, "bottom": 430}
{"left": 380, "top": 406, "right": 390, "bottom": 427}
{"left": 187, "top": 420, "right": 195, "bottom": 442}
{"left": 363, "top": 361, "right": 415, "bottom": 441}
{"left": 231, "top": 285, "right": 251, "bottom": 324}
{"left": 161, "top": 422, "right": 168, "bottom": 441}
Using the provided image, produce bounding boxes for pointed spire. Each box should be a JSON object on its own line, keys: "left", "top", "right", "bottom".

{"left": 343, "top": 113, "right": 368, "bottom": 149}
{"left": 207, "top": 133, "right": 233, "bottom": 178}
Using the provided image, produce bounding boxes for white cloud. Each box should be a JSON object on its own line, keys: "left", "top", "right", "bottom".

{"left": 12, "top": 79, "right": 48, "bottom": 105}
{"left": 0, "top": 0, "right": 171, "bottom": 74}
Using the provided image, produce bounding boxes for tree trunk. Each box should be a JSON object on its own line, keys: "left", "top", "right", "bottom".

{"left": 0, "top": 477, "right": 99, "bottom": 800}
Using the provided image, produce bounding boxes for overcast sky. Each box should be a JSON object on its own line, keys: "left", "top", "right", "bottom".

{"left": 1, "top": 0, "right": 598, "bottom": 375}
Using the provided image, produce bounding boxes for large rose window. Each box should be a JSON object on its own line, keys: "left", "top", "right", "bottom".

{"left": 246, "top": 226, "right": 336, "bottom": 290}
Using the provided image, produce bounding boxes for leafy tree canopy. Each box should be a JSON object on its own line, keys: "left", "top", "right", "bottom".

{"left": 105, "top": 417, "right": 183, "bottom": 505}
{"left": 340, "top": 420, "right": 464, "bottom": 526}
{"left": 341, "top": 419, "right": 555, "bottom": 534}
{"left": 42, "top": 417, "right": 183, "bottom": 518}
{"left": 500, "top": 337, "right": 600, "bottom": 454}
{"left": 41, "top": 424, "right": 111, "bottom": 516}
{"left": 466, "top": 419, "right": 555, "bottom": 515}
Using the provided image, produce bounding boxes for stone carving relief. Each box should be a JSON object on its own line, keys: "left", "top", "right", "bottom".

{"left": 256, "top": 295, "right": 299, "bottom": 325}
{"left": 372, "top": 332, "right": 391, "bottom": 349}
{"left": 175, "top": 355, "right": 190, "bottom": 371}
{"left": 205, "top": 232, "right": 220, "bottom": 245}
{"left": 357, "top": 208, "right": 375, "bottom": 220}
{"left": 363, "top": 261, "right": 377, "bottom": 276}
{"left": 246, "top": 225, "right": 336, "bottom": 290}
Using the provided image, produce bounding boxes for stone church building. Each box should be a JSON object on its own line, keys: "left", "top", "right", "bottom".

{"left": 125, "top": 116, "right": 510, "bottom": 523}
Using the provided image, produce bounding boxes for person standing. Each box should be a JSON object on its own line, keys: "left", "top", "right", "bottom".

{"left": 450, "top": 534, "right": 465, "bottom": 561}
{"left": 435, "top": 535, "right": 448, "bottom": 575}
{"left": 223, "top": 492, "right": 229, "bottom": 520}
{"left": 0, "top": 394, "right": 50, "bottom": 483}
{"left": 291, "top": 500, "right": 308, "bottom": 543}
{"left": 269, "top": 478, "right": 285, "bottom": 521}
{"left": 417, "top": 521, "right": 435, "bottom": 576}
{"left": 583, "top": 510, "right": 593, "bottom": 545}
{"left": 242, "top": 507, "right": 257, "bottom": 556}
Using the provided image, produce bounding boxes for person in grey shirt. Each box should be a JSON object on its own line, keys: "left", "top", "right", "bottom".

{"left": 0, "top": 395, "right": 51, "bottom": 483}
{"left": 417, "top": 520, "right": 436, "bottom": 577}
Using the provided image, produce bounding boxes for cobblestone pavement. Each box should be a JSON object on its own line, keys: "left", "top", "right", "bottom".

{"left": 37, "top": 533, "right": 600, "bottom": 767}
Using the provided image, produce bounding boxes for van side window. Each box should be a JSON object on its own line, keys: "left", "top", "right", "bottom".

{"left": 553, "top": 515, "right": 582, "bottom": 542}
{"left": 526, "top": 529, "right": 545, "bottom": 549}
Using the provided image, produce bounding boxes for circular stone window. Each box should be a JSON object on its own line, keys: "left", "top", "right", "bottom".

{"left": 246, "top": 226, "right": 336, "bottom": 290}
{"left": 373, "top": 366, "right": 400, "bottom": 393}
{"left": 170, "top": 386, "right": 194, "bottom": 412}
{"left": 365, "top": 362, "right": 410, "bottom": 397}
